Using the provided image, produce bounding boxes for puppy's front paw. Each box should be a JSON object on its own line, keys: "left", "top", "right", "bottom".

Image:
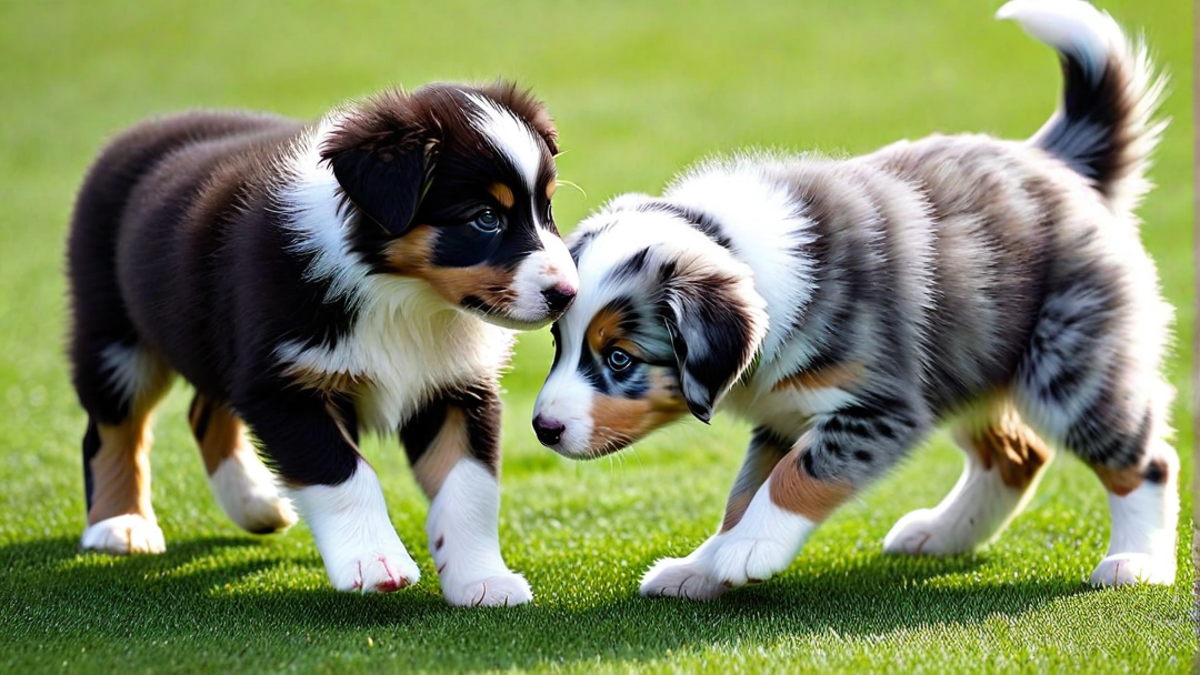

{"left": 1089, "top": 553, "right": 1175, "bottom": 587}
{"left": 442, "top": 571, "right": 533, "bottom": 607}
{"left": 81, "top": 514, "right": 166, "bottom": 555}
{"left": 639, "top": 557, "right": 728, "bottom": 601}
{"left": 328, "top": 548, "right": 421, "bottom": 593}
{"left": 707, "top": 536, "right": 792, "bottom": 588}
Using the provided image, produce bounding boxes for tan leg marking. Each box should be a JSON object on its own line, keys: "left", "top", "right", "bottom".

{"left": 87, "top": 359, "right": 172, "bottom": 526}
{"left": 189, "top": 395, "right": 251, "bottom": 475}
{"left": 768, "top": 448, "right": 855, "bottom": 522}
{"left": 411, "top": 407, "right": 471, "bottom": 498}
{"left": 1091, "top": 464, "right": 1145, "bottom": 497}
{"left": 961, "top": 409, "right": 1053, "bottom": 490}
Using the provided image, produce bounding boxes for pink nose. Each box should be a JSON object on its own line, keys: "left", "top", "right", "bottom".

{"left": 541, "top": 284, "right": 576, "bottom": 314}
{"left": 532, "top": 415, "right": 565, "bottom": 446}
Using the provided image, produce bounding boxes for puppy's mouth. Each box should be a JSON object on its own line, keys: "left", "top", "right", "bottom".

{"left": 460, "top": 293, "right": 572, "bottom": 330}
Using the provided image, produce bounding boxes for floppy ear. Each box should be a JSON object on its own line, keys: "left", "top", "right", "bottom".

{"left": 656, "top": 254, "right": 767, "bottom": 423}
{"left": 323, "top": 134, "right": 438, "bottom": 235}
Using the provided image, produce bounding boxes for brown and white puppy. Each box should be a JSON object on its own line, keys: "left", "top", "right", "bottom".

{"left": 533, "top": 0, "right": 1178, "bottom": 598}
{"left": 67, "top": 82, "right": 578, "bottom": 606}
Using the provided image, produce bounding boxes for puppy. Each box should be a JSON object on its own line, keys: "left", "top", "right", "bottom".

{"left": 67, "top": 82, "right": 578, "bottom": 606}
{"left": 533, "top": 0, "right": 1178, "bottom": 599}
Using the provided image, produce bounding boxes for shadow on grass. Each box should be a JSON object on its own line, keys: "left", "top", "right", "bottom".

{"left": 1, "top": 535, "right": 1095, "bottom": 671}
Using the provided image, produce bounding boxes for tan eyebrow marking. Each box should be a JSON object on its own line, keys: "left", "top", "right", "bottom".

{"left": 546, "top": 180, "right": 557, "bottom": 201}
{"left": 489, "top": 183, "right": 515, "bottom": 209}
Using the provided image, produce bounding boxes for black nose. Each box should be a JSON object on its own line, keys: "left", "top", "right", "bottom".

{"left": 532, "top": 415, "right": 565, "bottom": 446}
{"left": 542, "top": 284, "right": 576, "bottom": 314}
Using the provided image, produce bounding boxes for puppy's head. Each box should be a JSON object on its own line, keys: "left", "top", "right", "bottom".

{"left": 532, "top": 198, "right": 767, "bottom": 458}
{"left": 321, "top": 82, "right": 578, "bottom": 329}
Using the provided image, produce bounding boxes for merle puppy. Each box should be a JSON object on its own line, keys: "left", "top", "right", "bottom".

{"left": 67, "top": 82, "right": 578, "bottom": 606}
{"left": 533, "top": 0, "right": 1178, "bottom": 598}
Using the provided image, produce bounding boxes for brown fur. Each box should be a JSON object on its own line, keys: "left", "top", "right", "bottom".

{"left": 768, "top": 446, "right": 855, "bottom": 521}
{"left": 962, "top": 413, "right": 1053, "bottom": 490}
{"left": 411, "top": 407, "right": 470, "bottom": 497}
{"left": 588, "top": 372, "right": 689, "bottom": 455}
{"left": 771, "top": 361, "right": 866, "bottom": 394}
{"left": 384, "top": 226, "right": 518, "bottom": 307}
{"left": 489, "top": 183, "right": 515, "bottom": 209}
{"left": 188, "top": 395, "right": 251, "bottom": 475}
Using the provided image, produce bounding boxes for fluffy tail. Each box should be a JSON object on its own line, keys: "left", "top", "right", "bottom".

{"left": 997, "top": 0, "right": 1167, "bottom": 215}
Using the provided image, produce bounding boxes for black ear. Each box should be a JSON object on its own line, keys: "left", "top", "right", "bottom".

{"left": 326, "top": 139, "right": 437, "bottom": 235}
{"left": 657, "top": 258, "right": 766, "bottom": 423}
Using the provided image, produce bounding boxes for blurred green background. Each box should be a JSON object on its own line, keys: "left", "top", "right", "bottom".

{"left": 0, "top": 1, "right": 1192, "bottom": 673}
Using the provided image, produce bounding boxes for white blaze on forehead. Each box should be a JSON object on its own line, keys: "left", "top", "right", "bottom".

{"left": 465, "top": 93, "right": 543, "bottom": 190}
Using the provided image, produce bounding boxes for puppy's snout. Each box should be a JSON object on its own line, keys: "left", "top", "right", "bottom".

{"left": 532, "top": 415, "right": 565, "bottom": 446}
{"left": 541, "top": 284, "right": 576, "bottom": 314}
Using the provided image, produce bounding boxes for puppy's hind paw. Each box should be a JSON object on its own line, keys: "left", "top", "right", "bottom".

{"left": 639, "top": 557, "right": 728, "bottom": 601}
{"left": 443, "top": 571, "right": 533, "bottom": 607}
{"left": 1089, "top": 553, "right": 1175, "bottom": 587}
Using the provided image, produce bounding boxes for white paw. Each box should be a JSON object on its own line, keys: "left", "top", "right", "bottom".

{"left": 1089, "top": 553, "right": 1176, "bottom": 587}
{"left": 81, "top": 514, "right": 166, "bottom": 555}
{"left": 327, "top": 547, "right": 421, "bottom": 593}
{"left": 707, "top": 536, "right": 793, "bottom": 587}
{"left": 639, "top": 557, "right": 728, "bottom": 600}
{"left": 441, "top": 571, "right": 533, "bottom": 607}
{"left": 882, "top": 508, "right": 978, "bottom": 556}
{"left": 209, "top": 453, "right": 297, "bottom": 534}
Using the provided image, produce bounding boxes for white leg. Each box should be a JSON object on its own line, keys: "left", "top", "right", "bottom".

{"left": 1090, "top": 448, "right": 1178, "bottom": 586}
{"left": 427, "top": 458, "right": 531, "bottom": 607}
{"left": 885, "top": 423, "right": 1051, "bottom": 556}
{"left": 640, "top": 482, "right": 815, "bottom": 600}
{"left": 290, "top": 460, "right": 419, "bottom": 593}
{"left": 208, "top": 448, "right": 297, "bottom": 534}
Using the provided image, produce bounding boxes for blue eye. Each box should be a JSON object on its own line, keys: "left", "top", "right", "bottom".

{"left": 472, "top": 209, "right": 501, "bottom": 232}
{"left": 606, "top": 348, "right": 632, "bottom": 372}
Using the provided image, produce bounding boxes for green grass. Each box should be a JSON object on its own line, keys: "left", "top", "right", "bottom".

{"left": 0, "top": 0, "right": 1193, "bottom": 673}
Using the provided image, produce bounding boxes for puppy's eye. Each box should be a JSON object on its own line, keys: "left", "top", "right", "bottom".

{"left": 471, "top": 209, "right": 502, "bottom": 233}
{"left": 605, "top": 348, "right": 633, "bottom": 372}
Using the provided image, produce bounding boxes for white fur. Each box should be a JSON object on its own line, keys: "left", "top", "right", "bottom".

{"left": 665, "top": 158, "right": 817, "bottom": 360}
{"left": 996, "top": 0, "right": 1121, "bottom": 84}
{"left": 289, "top": 461, "right": 419, "bottom": 593}
{"left": 208, "top": 450, "right": 297, "bottom": 534}
{"left": 275, "top": 120, "right": 515, "bottom": 432}
{"left": 884, "top": 429, "right": 1052, "bottom": 555}
{"left": 533, "top": 365, "right": 596, "bottom": 458}
{"left": 99, "top": 344, "right": 160, "bottom": 404}
{"left": 427, "top": 458, "right": 532, "bottom": 606}
{"left": 81, "top": 514, "right": 165, "bottom": 555}
{"left": 1091, "top": 444, "right": 1178, "bottom": 586}
{"left": 640, "top": 481, "right": 815, "bottom": 600}
{"left": 503, "top": 228, "right": 580, "bottom": 328}
{"left": 466, "top": 93, "right": 543, "bottom": 191}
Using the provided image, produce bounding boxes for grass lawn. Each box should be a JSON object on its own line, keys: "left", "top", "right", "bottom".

{"left": 0, "top": 0, "right": 1193, "bottom": 673}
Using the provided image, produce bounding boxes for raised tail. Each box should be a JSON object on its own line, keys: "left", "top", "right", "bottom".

{"left": 997, "top": 0, "right": 1167, "bottom": 215}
